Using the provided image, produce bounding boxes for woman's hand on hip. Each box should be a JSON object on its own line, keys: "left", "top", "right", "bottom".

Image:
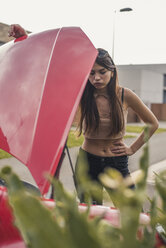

{"left": 110, "top": 141, "right": 134, "bottom": 156}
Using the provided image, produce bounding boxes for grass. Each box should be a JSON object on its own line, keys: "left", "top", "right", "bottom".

{"left": 126, "top": 125, "right": 166, "bottom": 134}
{"left": 155, "top": 127, "right": 166, "bottom": 133}
{"left": 0, "top": 126, "right": 166, "bottom": 159}
{"left": 126, "top": 125, "right": 144, "bottom": 133}
{"left": 67, "top": 125, "right": 166, "bottom": 148}
{"left": 124, "top": 134, "right": 136, "bottom": 139}
{"left": 67, "top": 130, "right": 84, "bottom": 148}
{"left": 0, "top": 149, "right": 12, "bottom": 159}
{"left": 67, "top": 130, "right": 137, "bottom": 148}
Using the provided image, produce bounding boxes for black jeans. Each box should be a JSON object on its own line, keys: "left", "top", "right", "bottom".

{"left": 75, "top": 148, "right": 134, "bottom": 205}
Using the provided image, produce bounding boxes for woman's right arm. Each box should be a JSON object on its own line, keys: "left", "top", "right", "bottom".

{"left": 8, "top": 24, "right": 27, "bottom": 38}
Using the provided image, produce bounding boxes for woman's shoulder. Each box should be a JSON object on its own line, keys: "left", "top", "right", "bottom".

{"left": 122, "top": 87, "right": 134, "bottom": 95}
{"left": 122, "top": 87, "right": 143, "bottom": 108}
{"left": 117, "top": 86, "right": 133, "bottom": 95}
{"left": 117, "top": 86, "right": 134, "bottom": 100}
{"left": 117, "top": 87, "right": 130, "bottom": 109}
{"left": 121, "top": 87, "right": 138, "bottom": 99}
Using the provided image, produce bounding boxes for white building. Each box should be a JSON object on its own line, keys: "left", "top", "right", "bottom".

{"left": 117, "top": 64, "right": 166, "bottom": 104}
{"left": 117, "top": 64, "right": 166, "bottom": 121}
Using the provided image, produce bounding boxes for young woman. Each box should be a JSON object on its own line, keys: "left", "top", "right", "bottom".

{"left": 8, "top": 25, "right": 159, "bottom": 204}
{"left": 75, "top": 48, "right": 159, "bottom": 204}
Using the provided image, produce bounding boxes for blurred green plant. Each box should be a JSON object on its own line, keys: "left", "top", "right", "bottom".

{"left": 0, "top": 127, "right": 166, "bottom": 247}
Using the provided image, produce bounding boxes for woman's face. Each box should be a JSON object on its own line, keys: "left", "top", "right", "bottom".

{"left": 89, "top": 63, "right": 113, "bottom": 90}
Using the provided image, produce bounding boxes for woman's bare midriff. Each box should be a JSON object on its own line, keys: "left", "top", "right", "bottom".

{"left": 82, "top": 137, "right": 124, "bottom": 157}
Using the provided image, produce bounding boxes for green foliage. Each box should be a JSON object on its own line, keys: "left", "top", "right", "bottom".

{"left": 0, "top": 127, "right": 166, "bottom": 247}
{"left": 0, "top": 167, "right": 112, "bottom": 248}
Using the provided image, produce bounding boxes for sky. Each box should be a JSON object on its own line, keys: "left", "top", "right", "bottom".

{"left": 0, "top": 0, "right": 166, "bottom": 65}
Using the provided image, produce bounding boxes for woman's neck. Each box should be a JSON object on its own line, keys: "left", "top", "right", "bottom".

{"left": 95, "top": 87, "right": 108, "bottom": 95}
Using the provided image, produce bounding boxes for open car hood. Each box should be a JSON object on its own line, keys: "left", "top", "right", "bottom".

{"left": 0, "top": 27, "right": 97, "bottom": 195}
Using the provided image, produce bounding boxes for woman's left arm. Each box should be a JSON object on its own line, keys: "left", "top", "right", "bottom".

{"left": 111, "top": 88, "right": 159, "bottom": 156}
{"left": 125, "top": 88, "right": 159, "bottom": 155}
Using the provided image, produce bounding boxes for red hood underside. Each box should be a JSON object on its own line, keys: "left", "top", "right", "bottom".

{"left": 0, "top": 27, "right": 97, "bottom": 194}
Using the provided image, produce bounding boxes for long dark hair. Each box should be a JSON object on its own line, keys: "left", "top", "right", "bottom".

{"left": 78, "top": 48, "right": 124, "bottom": 136}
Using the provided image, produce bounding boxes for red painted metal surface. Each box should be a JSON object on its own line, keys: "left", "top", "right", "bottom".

{"left": 0, "top": 27, "right": 97, "bottom": 195}
{"left": 0, "top": 186, "right": 26, "bottom": 248}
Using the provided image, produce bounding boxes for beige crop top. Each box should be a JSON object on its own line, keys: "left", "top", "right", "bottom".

{"left": 83, "top": 88, "right": 128, "bottom": 140}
